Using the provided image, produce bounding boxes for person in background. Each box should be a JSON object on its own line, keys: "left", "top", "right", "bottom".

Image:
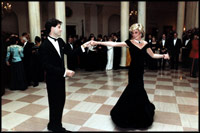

{"left": 96, "top": 34, "right": 107, "bottom": 71}
{"left": 22, "top": 32, "right": 34, "bottom": 86}
{"left": 85, "top": 34, "right": 98, "bottom": 71}
{"left": 181, "top": 34, "right": 192, "bottom": 68}
{"left": 66, "top": 35, "right": 78, "bottom": 71}
{"left": 158, "top": 33, "right": 170, "bottom": 70}
{"left": 189, "top": 34, "right": 199, "bottom": 78}
{"left": 5, "top": 35, "right": 27, "bottom": 90}
{"left": 168, "top": 32, "right": 182, "bottom": 70}
{"left": 105, "top": 36, "right": 114, "bottom": 71}
{"left": 31, "top": 36, "right": 42, "bottom": 87}
{"left": 112, "top": 33, "right": 121, "bottom": 70}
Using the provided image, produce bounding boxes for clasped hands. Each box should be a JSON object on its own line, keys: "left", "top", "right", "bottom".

{"left": 163, "top": 53, "right": 170, "bottom": 60}
{"left": 67, "top": 41, "right": 97, "bottom": 78}
{"left": 82, "top": 40, "right": 97, "bottom": 48}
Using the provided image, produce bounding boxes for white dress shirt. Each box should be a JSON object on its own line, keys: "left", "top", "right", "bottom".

{"left": 23, "top": 41, "right": 27, "bottom": 48}
{"left": 173, "top": 38, "right": 177, "bottom": 46}
{"left": 162, "top": 39, "right": 165, "bottom": 46}
{"left": 48, "top": 36, "right": 61, "bottom": 57}
{"left": 68, "top": 43, "right": 73, "bottom": 50}
{"left": 185, "top": 39, "right": 190, "bottom": 46}
{"left": 48, "top": 36, "right": 86, "bottom": 77}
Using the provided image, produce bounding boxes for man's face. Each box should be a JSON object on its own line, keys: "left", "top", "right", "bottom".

{"left": 68, "top": 37, "right": 74, "bottom": 43}
{"left": 52, "top": 24, "right": 62, "bottom": 37}
{"left": 174, "top": 33, "right": 177, "bottom": 38}
{"left": 162, "top": 34, "right": 166, "bottom": 39}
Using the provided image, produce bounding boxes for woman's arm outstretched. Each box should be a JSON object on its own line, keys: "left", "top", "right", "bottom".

{"left": 91, "top": 40, "right": 128, "bottom": 47}
{"left": 146, "top": 47, "right": 170, "bottom": 60}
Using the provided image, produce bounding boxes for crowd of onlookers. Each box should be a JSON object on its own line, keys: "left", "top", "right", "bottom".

{"left": 1, "top": 27, "right": 199, "bottom": 92}
{"left": 144, "top": 28, "right": 199, "bottom": 78}
{"left": 2, "top": 32, "right": 44, "bottom": 91}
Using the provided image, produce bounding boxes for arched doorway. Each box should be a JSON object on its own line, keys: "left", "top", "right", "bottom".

{"left": 108, "top": 14, "right": 120, "bottom": 35}
{"left": 2, "top": 11, "right": 19, "bottom": 35}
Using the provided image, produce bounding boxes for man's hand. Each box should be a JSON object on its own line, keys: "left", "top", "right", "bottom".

{"left": 66, "top": 70, "right": 75, "bottom": 77}
{"left": 82, "top": 41, "right": 92, "bottom": 48}
{"left": 164, "top": 53, "right": 170, "bottom": 60}
{"left": 90, "top": 40, "right": 97, "bottom": 46}
{"left": 6, "top": 61, "right": 10, "bottom": 66}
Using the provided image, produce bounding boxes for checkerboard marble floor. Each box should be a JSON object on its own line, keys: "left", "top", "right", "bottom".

{"left": 2, "top": 68, "right": 199, "bottom": 131}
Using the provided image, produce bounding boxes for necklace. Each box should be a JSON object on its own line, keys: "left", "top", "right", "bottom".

{"left": 134, "top": 39, "right": 142, "bottom": 44}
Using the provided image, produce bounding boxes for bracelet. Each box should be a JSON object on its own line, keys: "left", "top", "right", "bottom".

{"left": 82, "top": 44, "right": 86, "bottom": 48}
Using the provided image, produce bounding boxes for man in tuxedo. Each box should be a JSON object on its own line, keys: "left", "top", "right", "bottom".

{"left": 66, "top": 35, "right": 78, "bottom": 71}
{"left": 21, "top": 33, "right": 34, "bottom": 86}
{"left": 39, "top": 18, "right": 89, "bottom": 132}
{"left": 181, "top": 34, "right": 192, "bottom": 68}
{"left": 96, "top": 34, "right": 107, "bottom": 71}
{"left": 112, "top": 33, "right": 121, "bottom": 70}
{"left": 168, "top": 32, "right": 182, "bottom": 70}
{"left": 158, "top": 33, "right": 169, "bottom": 69}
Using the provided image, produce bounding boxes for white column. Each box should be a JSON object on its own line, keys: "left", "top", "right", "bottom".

{"left": 55, "top": 2, "right": 67, "bottom": 68}
{"left": 138, "top": 1, "right": 146, "bottom": 39}
{"left": 177, "top": 2, "right": 185, "bottom": 40}
{"left": 177, "top": 2, "right": 185, "bottom": 63}
{"left": 195, "top": 1, "right": 199, "bottom": 28}
{"left": 28, "top": 2, "right": 41, "bottom": 42}
{"left": 185, "top": 2, "right": 196, "bottom": 30}
{"left": 120, "top": 2, "right": 129, "bottom": 67}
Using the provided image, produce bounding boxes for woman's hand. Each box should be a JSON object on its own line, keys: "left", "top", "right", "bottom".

{"left": 90, "top": 40, "right": 98, "bottom": 46}
{"left": 164, "top": 53, "right": 170, "bottom": 60}
{"left": 82, "top": 41, "right": 91, "bottom": 48}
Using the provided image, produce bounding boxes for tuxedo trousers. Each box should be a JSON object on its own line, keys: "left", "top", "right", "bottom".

{"left": 46, "top": 76, "right": 66, "bottom": 127}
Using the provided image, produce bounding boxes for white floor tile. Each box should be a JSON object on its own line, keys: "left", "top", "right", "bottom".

{"left": 180, "top": 114, "right": 199, "bottom": 129}
{"left": 153, "top": 102, "right": 179, "bottom": 113}
{"left": 2, "top": 112, "right": 31, "bottom": 129}
{"left": 83, "top": 114, "right": 115, "bottom": 131}
{"left": 72, "top": 101, "right": 102, "bottom": 113}
{"left": 2, "top": 101, "right": 29, "bottom": 112}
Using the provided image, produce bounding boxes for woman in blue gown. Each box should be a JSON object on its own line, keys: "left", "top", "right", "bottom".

{"left": 90, "top": 23, "right": 170, "bottom": 129}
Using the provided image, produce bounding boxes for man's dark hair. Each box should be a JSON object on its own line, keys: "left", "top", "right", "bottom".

{"left": 45, "top": 18, "right": 62, "bottom": 35}
{"left": 35, "top": 36, "right": 41, "bottom": 43}
{"left": 22, "top": 32, "right": 28, "bottom": 36}
{"left": 9, "top": 36, "right": 19, "bottom": 45}
{"left": 97, "top": 34, "right": 102, "bottom": 39}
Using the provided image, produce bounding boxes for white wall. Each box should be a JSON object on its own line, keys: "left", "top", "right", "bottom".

{"left": 102, "top": 5, "right": 120, "bottom": 36}
{"left": 65, "top": 2, "right": 85, "bottom": 37}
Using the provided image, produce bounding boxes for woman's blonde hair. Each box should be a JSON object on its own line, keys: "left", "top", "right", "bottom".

{"left": 129, "top": 23, "right": 145, "bottom": 38}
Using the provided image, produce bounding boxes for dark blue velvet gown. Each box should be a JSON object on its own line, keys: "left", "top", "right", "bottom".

{"left": 110, "top": 40, "right": 155, "bottom": 129}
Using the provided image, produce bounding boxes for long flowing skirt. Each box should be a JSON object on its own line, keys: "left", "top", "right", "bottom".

{"left": 110, "top": 73, "right": 155, "bottom": 129}
{"left": 10, "top": 61, "right": 27, "bottom": 90}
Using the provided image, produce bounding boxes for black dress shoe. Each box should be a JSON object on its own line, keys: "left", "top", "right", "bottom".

{"left": 33, "top": 82, "right": 39, "bottom": 87}
{"left": 48, "top": 125, "right": 71, "bottom": 132}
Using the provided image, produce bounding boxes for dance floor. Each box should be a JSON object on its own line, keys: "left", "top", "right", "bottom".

{"left": 2, "top": 68, "right": 199, "bottom": 131}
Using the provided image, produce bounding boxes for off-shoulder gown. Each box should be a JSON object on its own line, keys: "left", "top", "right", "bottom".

{"left": 110, "top": 40, "right": 155, "bottom": 129}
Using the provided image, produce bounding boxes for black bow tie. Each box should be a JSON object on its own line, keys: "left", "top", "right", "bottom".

{"left": 49, "top": 36, "right": 58, "bottom": 42}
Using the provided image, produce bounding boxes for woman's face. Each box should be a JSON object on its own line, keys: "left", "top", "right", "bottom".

{"left": 132, "top": 29, "right": 141, "bottom": 40}
{"left": 91, "top": 37, "right": 95, "bottom": 40}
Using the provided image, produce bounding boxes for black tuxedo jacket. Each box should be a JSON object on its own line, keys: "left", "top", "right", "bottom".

{"left": 168, "top": 38, "right": 182, "bottom": 55}
{"left": 158, "top": 39, "right": 170, "bottom": 54}
{"left": 23, "top": 42, "right": 34, "bottom": 65}
{"left": 182, "top": 39, "right": 192, "bottom": 50}
{"left": 39, "top": 38, "right": 83, "bottom": 80}
{"left": 65, "top": 42, "right": 79, "bottom": 70}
